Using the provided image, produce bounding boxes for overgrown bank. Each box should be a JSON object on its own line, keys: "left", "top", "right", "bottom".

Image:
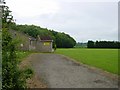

{"left": 1, "top": 2, "right": 33, "bottom": 89}
{"left": 10, "top": 24, "right": 76, "bottom": 48}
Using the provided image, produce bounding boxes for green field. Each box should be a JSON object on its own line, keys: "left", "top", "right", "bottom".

{"left": 55, "top": 48, "right": 118, "bottom": 75}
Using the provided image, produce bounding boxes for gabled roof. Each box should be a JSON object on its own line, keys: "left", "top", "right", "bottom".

{"left": 40, "top": 36, "right": 52, "bottom": 41}
{"left": 29, "top": 36, "right": 53, "bottom": 42}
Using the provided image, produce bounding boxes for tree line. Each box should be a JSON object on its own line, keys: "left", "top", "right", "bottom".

{"left": 10, "top": 23, "right": 76, "bottom": 48}
{"left": 87, "top": 40, "right": 120, "bottom": 48}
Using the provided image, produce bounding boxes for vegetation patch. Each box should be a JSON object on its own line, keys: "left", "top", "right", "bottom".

{"left": 16, "top": 51, "right": 31, "bottom": 62}
{"left": 10, "top": 24, "right": 76, "bottom": 48}
{"left": 55, "top": 48, "right": 118, "bottom": 75}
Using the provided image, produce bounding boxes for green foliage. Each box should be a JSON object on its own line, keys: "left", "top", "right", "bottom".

{"left": 87, "top": 41, "right": 95, "bottom": 48}
{"left": 56, "top": 48, "right": 118, "bottom": 75}
{"left": 2, "top": 28, "right": 27, "bottom": 89}
{"left": 10, "top": 24, "right": 76, "bottom": 48}
{"left": 23, "top": 68, "right": 33, "bottom": 79}
{"left": 55, "top": 32, "right": 76, "bottom": 48}
{"left": 16, "top": 51, "right": 31, "bottom": 60}
{"left": 87, "top": 40, "right": 120, "bottom": 48}
{"left": 2, "top": 2, "right": 33, "bottom": 89}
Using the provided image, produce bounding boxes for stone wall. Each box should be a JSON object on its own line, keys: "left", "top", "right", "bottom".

{"left": 29, "top": 40, "right": 53, "bottom": 52}
{"left": 10, "top": 30, "right": 53, "bottom": 52}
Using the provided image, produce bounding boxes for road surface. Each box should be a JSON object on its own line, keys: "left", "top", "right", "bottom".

{"left": 27, "top": 53, "right": 118, "bottom": 88}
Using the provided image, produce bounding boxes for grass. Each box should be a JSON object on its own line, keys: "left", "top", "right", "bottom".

{"left": 16, "top": 51, "right": 34, "bottom": 87}
{"left": 55, "top": 48, "right": 118, "bottom": 75}
{"left": 16, "top": 51, "right": 31, "bottom": 62}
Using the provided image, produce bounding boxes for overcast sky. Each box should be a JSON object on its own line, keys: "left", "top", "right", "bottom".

{"left": 6, "top": 0, "right": 119, "bottom": 42}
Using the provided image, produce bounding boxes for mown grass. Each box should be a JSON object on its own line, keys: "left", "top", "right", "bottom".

{"left": 55, "top": 48, "right": 118, "bottom": 75}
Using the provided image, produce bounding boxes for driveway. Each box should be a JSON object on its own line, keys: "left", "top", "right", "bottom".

{"left": 27, "top": 53, "right": 118, "bottom": 88}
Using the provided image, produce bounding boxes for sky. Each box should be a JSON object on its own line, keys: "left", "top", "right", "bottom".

{"left": 5, "top": 0, "right": 119, "bottom": 42}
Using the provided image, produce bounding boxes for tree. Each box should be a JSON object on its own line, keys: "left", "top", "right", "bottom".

{"left": 87, "top": 41, "right": 94, "bottom": 48}
{"left": 55, "top": 32, "right": 76, "bottom": 48}
{"left": 87, "top": 40, "right": 120, "bottom": 48}
{"left": 1, "top": 1, "right": 27, "bottom": 89}
{"left": 10, "top": 24, "right": 76, "bottom": 48}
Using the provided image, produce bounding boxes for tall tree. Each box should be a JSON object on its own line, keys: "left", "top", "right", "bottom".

{"left": 87, "top": 41, "right": 94, "bottom": 48}
{"left": 1, "top": 1, "right": 26, "bottom": 89}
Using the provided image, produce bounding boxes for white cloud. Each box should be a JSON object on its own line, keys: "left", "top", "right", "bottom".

{"left": 5, "top": 0, "right": 118, "bottom": 42}
{"left": 6, "top": 0, "right": 60, "bottom": 17}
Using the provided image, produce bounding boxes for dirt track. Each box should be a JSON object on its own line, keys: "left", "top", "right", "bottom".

{"left": 26, "top": 53, "right": 118, "bottom": 88}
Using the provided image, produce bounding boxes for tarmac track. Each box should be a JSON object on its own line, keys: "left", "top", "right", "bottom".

{"left": 28, "top": 53, "right": 118, "bottom": 88}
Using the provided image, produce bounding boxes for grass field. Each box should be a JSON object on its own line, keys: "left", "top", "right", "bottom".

{"left": 55, "top": 48, "right": 118, "bottom": 75}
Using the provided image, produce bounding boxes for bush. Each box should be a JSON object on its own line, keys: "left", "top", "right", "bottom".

{"left": 2, "top": 3, "right": 33, "bottom": 89}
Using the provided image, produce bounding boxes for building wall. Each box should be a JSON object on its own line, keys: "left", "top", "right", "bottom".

{"left": 36, "top": 41, "right": 53, "bottom": 52}
{"left": 10, "top": 30, "right": 53, "bottom": 52}
{"left": 29, "top": 40, "right": 53, "bottom": 52}
{"left": 9, "top": 30, "right": 30, "bottom": 51}
{"left": 29, "top": 40, "right": 37, "bottom": 51}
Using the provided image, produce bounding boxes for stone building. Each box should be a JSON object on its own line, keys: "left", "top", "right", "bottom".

{"left": 10, "top": 30, "right": 53, "bottom": 52}
{"left": 29, "top": 36, "right": 53, "bottom": 52}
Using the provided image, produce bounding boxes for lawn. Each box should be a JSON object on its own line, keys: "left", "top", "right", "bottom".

{"left": 55, "top": 48, "right": 118, "bottom": 75}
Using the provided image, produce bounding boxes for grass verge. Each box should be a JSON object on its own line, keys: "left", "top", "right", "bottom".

{"left": 16, "top": 51, "right": 31, "bottom": 62}
{"left": 16, "top": 51, "right": 34, "bottom": 88}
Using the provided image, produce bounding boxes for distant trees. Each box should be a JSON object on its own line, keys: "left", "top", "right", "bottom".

{"left": 75, "top": 42, "right": 87, "bottom": 48}
{"left": 87, "top": 41, "right": 95, "bottom": 48}
{"left": 55, "top": 32, "right": 76, "bottom": 48}
{"left": 87, "top": 40, "right": 120, "bottom": 48}
{"left": 10, "top": 24, "right": 76, "bottom": 48}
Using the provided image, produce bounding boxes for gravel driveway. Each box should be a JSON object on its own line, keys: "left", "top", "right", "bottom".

{"left": 28, "top": 53, "right": 118, "bottom": 88}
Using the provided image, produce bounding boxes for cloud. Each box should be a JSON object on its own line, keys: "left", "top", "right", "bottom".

{"left": 6, "top": 0, "right": 60, "bottom": 17}
{"left": 6, "top": 0, "right": 118, "bottom": 42}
